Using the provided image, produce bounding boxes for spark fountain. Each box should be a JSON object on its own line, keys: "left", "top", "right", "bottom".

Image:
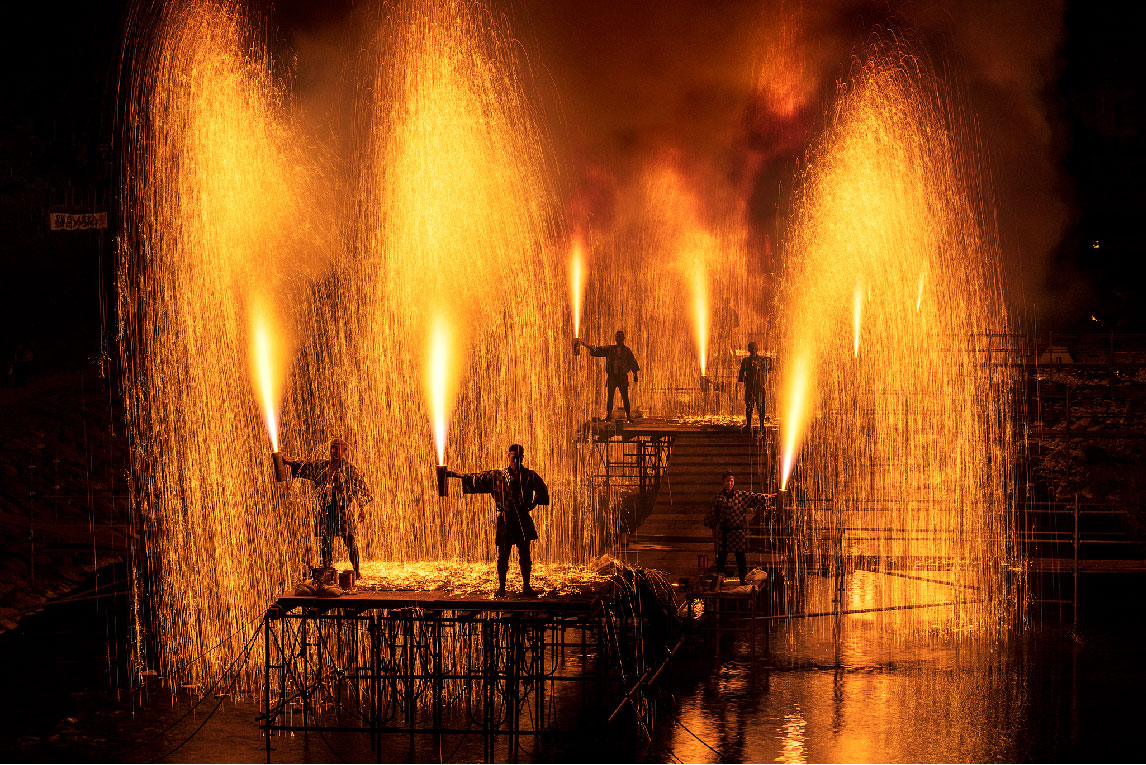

{"left": 585, "top": 162, "right": 749, "bottom": 418}
{"left": 118, "top": 0, "right": 332, "bottom": 684}
{"left": 118, "top": 0, "right": 598, "bottom": 688}
{"left": 776, "top": 41, "right": 1019, "bottom": 635}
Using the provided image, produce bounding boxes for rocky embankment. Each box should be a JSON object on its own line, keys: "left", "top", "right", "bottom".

{"left": 0, "top": 367, "right": 130, "bottom": 632}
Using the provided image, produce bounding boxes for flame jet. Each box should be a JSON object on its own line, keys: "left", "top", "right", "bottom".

{"left": 775, "top": 39, "right": 1017, "bottom": 635}
{"left": 294, "top": 0, "right": 588, "bottom": 566}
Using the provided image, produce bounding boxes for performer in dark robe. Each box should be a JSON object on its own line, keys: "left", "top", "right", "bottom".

{"left": 448, "top": 443, "right": 550, "bottom": 597}
{"left": 283, "top": 438, "right": 373, "bottom": 578}
{"left": 703, "top": 471, "right": 773, "bottom": 584}
{"left": 578, "top": 330, "right": 641, "bottom": 422}
{"left": 737, "top": 342, "right": 772, "bottom": 431}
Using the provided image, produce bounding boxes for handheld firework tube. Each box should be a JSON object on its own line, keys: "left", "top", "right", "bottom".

{"left": 572, "top": 337, "right": 580, "bottom": 355}
{"left": 436, "top": 464, "right": 449, "bottom": 497}
{"left": 272, "top": 451, "right": 290, "bottom": 482}
{"left": 700, "top": 374, "right": 711, "bottom": 393}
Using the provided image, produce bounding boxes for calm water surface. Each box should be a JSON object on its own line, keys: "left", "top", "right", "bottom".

{"left": 3, "top": 566, "right": 1143, "bottom": 762}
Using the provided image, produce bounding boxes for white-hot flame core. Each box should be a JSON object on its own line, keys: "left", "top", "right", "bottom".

{"left": 780, "top": 352, "right": 811, "bottom": 490}
{"left": 428, "top": 314, "right": 454, "bottom": 466}
{"left": 570, "top": 239, "right": 586, "bottom": 337}
{"left": 253, "top": 314, "right": 279, "bottom": 451}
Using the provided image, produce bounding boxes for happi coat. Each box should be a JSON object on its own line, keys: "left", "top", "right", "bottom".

{"left": 704, "top": 489, "right": 771, "bottom": 553}
{"left": 586, "top": 343, "right": 640, "bottom": 386}
{"left": 292, "top": 460, "right": 374, "bottom": 537}
{"left": 462, "top": 467, "right": 550, "bottom": 546}
{"left": 737, "top": 354, "right": 772, "bottom": 401}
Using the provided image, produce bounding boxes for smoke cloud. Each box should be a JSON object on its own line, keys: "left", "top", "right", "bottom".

{"left": 272, "top": 0, "right": 1068, "bottom": 317}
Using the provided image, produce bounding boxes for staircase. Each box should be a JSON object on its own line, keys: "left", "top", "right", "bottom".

{"left": 630, "top": 428, "right": 775, "bottom": 580}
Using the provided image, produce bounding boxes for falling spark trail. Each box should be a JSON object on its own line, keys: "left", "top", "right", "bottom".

{"left": 775, "top": 39, "right": 1018, "bottom": 636}
{"left": 118, "top": 0, "right": 595, "bottom": 689}
{"left": 853, "top": 283, "right": 863, "bottom": 358}
{"left": 693, "top": 256, "right": 709, "bottom": 377}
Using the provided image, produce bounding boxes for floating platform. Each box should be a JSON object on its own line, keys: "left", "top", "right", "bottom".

{"left": 261, "top": 563, "right": 685, "bottom": 763}
{"left": 272, "top": 581, "right": 613, "bottom": 614}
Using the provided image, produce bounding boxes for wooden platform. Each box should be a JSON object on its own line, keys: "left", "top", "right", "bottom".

{"left": 272, "top": 582, "right": 613, "bottom": 615}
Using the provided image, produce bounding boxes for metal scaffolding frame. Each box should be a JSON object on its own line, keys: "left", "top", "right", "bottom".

{"left": 260, "top": 578, "right": 674, "bottom": 762}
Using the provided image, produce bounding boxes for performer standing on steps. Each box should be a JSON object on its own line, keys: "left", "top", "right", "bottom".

{"left": 447, "top": 444, "right": 549, "bottom": 597}
{"left": 704, "top": 470, "right": 774, "bottom": 584}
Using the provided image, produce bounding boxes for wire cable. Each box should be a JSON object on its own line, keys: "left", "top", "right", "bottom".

{"left": 151, "top": 624, "right": 261, "bottom": 762}
{"left": 673, "top": 716, "right": 727, "bottom": 760}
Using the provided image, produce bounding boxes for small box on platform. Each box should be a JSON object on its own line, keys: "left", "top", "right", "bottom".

{"left": 271, "top": 451, "right": 290, "bottom": 482}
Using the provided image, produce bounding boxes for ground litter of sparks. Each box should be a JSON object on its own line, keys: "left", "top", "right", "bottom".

{"left": 338, "top": 560, "right": 614, "bottom": 598}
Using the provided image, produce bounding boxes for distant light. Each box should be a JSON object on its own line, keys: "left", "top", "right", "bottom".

{"left": 1092, "top": 240, "right": 1101, "bottom": 249}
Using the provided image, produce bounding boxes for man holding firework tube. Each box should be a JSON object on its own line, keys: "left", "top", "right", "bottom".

{"left": 283, "top": 438, "right": 373, "bottom": 579}
{"left": 447, "top": 444, "right": 549, "bottom": 597}
{"left": 578, "top": 330, "right": 641, "bottom": 422}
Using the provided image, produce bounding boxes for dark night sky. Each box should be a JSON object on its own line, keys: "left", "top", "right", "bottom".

{"left": 2, "top": 0, "right": 1143, "bottom": 376}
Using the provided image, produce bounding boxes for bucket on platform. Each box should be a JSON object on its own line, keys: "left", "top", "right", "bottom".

{"left": 338, "top": 569, "right": 355, "bottom": 592}
{"left": 311, "top": 566, "right": 336, "bottom": 585}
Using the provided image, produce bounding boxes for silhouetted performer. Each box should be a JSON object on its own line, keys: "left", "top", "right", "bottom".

{"left": 578, "top": 330, "right": 640, "bottom": 422}
{"left": 283, "top": 438, "right": 373, "bottom": 578}
{"left": 738, "top": 342, "right": 772, "bottom": 430}
{"left": 447, "top": 443, "right": 550, "bottom": 597}
{"left": 704, "top": 471, "right": 773, "bottom": 585}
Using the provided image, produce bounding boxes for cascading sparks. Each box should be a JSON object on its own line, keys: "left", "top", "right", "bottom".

{"left": 118, "top": 0, "right": 329, "bottom": 686}
{"left": 853, "top": 282, "right": 863, "bottom": 358}
{"left": 775, "top": 40, "right": 1018, "bottom": 634}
